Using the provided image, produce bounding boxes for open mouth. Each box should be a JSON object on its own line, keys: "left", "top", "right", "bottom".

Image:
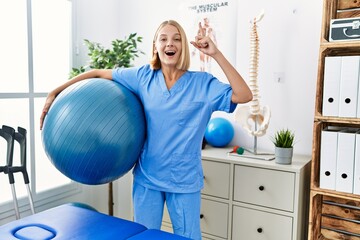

{"left": 165, "top": 51, "right": 176, "bottom": 56}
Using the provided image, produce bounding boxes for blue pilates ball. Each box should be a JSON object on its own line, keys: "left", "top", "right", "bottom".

{"left": 204, "top": 118, "right": 234, "bottom": 147}
{"left": 42, "top": 79, "right": 146, "bottom": 185}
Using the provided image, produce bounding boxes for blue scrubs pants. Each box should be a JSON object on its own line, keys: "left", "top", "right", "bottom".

{"left": 132, "top": 183, "right": 202, "bottom": 240}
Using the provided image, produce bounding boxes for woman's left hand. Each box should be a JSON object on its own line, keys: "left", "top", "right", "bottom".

{"left": 190, "top": 22, "right": 218, "bottom": 56}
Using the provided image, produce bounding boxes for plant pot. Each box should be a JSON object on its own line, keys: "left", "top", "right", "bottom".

{"left": 275, "top": 147, "right": 293, "bottom": 165}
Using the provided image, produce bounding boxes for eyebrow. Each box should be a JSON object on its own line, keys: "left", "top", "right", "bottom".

{"left": 159, "top": 33, "right": 181, "bottom": 37}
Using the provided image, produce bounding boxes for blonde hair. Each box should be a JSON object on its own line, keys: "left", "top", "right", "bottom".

{"left": 150, "top": 20, "right": 190, "bottom": 70}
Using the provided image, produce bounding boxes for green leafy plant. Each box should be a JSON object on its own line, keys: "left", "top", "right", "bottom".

{"left": 69, "top": 33, "right": 144, "bottom": 79}
{"left": 271, "top": 128, "right": 295, "bottom": 148}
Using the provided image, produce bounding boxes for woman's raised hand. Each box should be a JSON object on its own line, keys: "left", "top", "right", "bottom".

{"left": 190, "top": 22, "right": 218, "bottom": 56}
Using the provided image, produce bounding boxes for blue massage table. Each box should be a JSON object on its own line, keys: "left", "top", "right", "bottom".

{"left": 0, "top": 203, "right": 191, "bottom": 239}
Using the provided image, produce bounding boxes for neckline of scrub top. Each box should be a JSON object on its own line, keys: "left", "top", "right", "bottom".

{"left": 158, "top": 70, "right": 189, "bottom": 95}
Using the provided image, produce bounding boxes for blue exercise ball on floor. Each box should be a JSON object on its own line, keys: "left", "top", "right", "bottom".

{"left": 41, "top": 78, "right": 146, "bottom": 185}
{"left": 205, "top": 117, "right": 234, "bottom": 147}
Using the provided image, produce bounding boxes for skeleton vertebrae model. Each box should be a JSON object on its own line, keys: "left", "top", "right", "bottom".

{"left": 235, "top": 11, "right": 271, "bottom": 137}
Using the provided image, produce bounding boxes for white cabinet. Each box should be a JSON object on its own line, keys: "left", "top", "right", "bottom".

{"left": 162, "top": 147, "right": 311, "bottom": 240}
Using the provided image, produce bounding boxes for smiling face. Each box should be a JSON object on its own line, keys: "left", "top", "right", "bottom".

{"left": 150, "top": 20, "right": 190, "bottom": 70}
{"left": 154, "top": 24, "right": 182, "bottom": 68}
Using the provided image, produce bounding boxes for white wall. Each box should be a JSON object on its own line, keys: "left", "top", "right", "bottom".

{"left": 74, "top": 0, "right": 323, "bottom": 218}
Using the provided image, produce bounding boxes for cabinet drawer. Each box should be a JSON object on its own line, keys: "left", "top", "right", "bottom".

{"left": 232, "top": 206, "right": 293, "bottom": 240}
{"left": 201, "top": 198, "right": 229, "bottom": 239}
{"left": 233, "top": 165, "right": 295, "bottom": 212}
{"left": 202, "top": 160, "right": 230, "bottom": 199}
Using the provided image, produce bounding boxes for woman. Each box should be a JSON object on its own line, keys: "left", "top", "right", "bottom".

{"left": 40, "top": 20, "right": 252, "bottom": 239}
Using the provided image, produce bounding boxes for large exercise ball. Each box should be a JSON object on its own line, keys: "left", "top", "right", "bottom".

{"left": 41, "top": 78, "right": 146, "bottom": 185}
{"left": 204, "top": 117, "right": 234, "bottom": 147}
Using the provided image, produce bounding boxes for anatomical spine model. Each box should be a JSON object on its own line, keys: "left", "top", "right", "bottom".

{"left": 235, "top": 11, "right": 271, "bottom": 138}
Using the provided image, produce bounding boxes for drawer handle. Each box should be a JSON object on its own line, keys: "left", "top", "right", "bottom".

{"left": 200, "top": 214, "right": 204, "bottom": 219}
{"left": 341, "top": 173, "right": 347, "bottom": 179}
{"left": 258, "top": 185, "right": 265, "bottom": 191}
{"left": 257, "top": 227, "right": 263, "bottom": 233}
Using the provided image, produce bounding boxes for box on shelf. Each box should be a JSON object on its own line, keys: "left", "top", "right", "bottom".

{"left": 329, "top": 17, "right": 360, "bottom": 42}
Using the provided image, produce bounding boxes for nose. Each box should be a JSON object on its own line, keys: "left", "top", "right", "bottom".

{"left": 166, "top": 40, "right": 174, "bottom": 47}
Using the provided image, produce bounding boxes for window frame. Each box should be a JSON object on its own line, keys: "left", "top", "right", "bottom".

{"left": 0, "top": 0, "right": 81, "bottom": 221}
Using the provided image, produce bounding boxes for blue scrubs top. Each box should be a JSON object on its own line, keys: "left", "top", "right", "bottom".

{"left": 112, "top": 64, "right": 236, "bottom": 193}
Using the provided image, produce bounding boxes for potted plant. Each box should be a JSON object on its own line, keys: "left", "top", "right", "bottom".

{"left": 69, "top": 33, "right": 144, "bottom": 78}
{"left": 271, "top": 128, "right": 295, "bottom": 164}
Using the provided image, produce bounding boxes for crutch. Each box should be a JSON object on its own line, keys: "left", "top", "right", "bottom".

{"left": 2, "top": 125, "right": 35, "bottom": 219}
{"left": 0, "top": 127, "right": 11, "bottom": 174}
{"left": 11, "top": 127, "right": 35, "bottom": 215}
{"left": 0, "top": 125, "right": 19, "bottom": 219}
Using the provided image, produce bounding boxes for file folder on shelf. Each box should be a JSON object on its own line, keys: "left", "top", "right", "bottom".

{"left": 354, "top": 132, "right": 360, "bottom": 194}
{"left": 336, "top": 128, "right": 357, "bottom": 193}
{"left": 339, "top": 56, "right": 360, "bottom": 118}
{"left": 320, "top": 126, "right": 341, "bottom": 190}
{"left": 322, "top": 56, "right": 342, "bottom": 117}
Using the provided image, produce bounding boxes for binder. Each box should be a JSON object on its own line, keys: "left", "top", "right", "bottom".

{"left": 320, "top": 127, "right": 340, "bottom": 190}
{"left": 354, "top": 132, "right": 360, "bottom": 194}
{"left": 336, "top": 128, "right": 357, "bottom": 193}
{"left": 339, "top": 56, "right": 360, "bottom": 118}
{"left": 322, "top": 56, "right": 342, "bottom": 117}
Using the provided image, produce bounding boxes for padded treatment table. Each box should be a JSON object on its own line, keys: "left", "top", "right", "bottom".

{"left": 0, "top": 204, "right": 191, "bottom": 240}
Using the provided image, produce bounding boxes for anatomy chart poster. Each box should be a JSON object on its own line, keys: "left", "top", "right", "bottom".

{"left": 177, "top": 1, "right": 237, "bottom": 83}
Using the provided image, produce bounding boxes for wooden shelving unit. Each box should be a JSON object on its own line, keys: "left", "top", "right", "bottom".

{"left": 309, "top": 0, "right": 360, "bottom": 239}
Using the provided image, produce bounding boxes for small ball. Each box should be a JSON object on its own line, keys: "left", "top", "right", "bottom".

{"left": 232, "top": 145, "right": 239, "bottom": 153}
{"left": 204, "top": 118, "right": 234, "bottom": 147}
{"left": 236, "top": 147, "right": 245, "bottom": 155}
